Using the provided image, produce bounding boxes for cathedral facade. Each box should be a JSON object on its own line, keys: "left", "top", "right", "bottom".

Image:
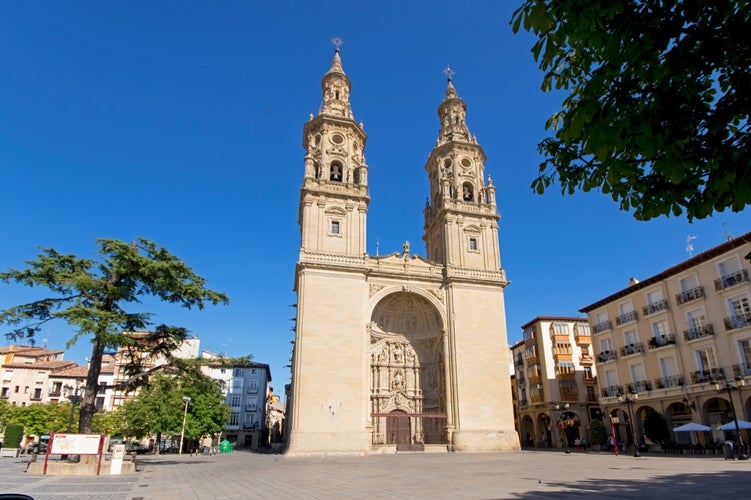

{"left": 287, "top": 48, "right": 518, "bottom": 454}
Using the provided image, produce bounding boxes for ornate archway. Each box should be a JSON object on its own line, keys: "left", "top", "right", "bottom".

{"left": 369, "top": 292, "right": 446, "bottom": 448}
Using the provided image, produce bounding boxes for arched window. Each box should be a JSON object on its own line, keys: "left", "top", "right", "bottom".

{"left": 462, "top": 182, "right": 474, "bottom": 201}
{"left": 330, "top": 161, "right": 343, "bottom": 182}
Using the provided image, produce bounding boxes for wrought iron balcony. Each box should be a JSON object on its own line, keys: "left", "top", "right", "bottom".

{"left": 676, "top": 286, "right": 705, "bottom": 305}
{"left": 647, "top": 334, "right": 676, "bottom": 349}
{"left": 619, "top": 342, "right": 645, "bottom": 357}
{"left": 683, "top": 324, "right": 715, "bottom": 341}
{"left": 690, "top": 368, "right": 725, "bottom": 384}
{"left": 714, "top": 269, "right": 749, "bottom": 291}
{"left": 519, "top": 398, "right": 528, "bottom": 407}
{"left": 724, "top": 312, "right": 751, "bottom": 331}
{"left": 593, "top": 320, "right": 613, "bottom": 334}
{"left": 515, "top": 354, "right": 524, "bottom": 367}
{"left": 628, "top": 380, "right": 652, "bottom": 393}
{"left": 615, "top": 310, "right": 639, "bottom": 326}
{"left": 653, "top": 374, "right": 685, "bottom": 389}
{"left": 597, "top": 350, "right": 618, "bottom": 362}
{"left": 643, "top": 299, "right": 670, "bottom": 316}
{"left": 517, "top": 373, "right": 526, "bottom": 384}
{"left": 602, "top": 385, "right": 623, "bottom": 397}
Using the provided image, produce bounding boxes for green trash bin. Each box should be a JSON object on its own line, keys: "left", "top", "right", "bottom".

{"left": 219, "top": 439, "right": 232, "bottom": 454}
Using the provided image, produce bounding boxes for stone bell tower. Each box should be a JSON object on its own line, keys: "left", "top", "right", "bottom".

{"left": 421, "top": 69, "right": 516, "bottom": 451}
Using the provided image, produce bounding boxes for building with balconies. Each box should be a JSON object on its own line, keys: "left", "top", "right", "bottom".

{"left": 581, "top": 231, "right": 751, "bottom": 451}
{"left": 511, "top": 317, "right": 600, "bottom": 449}
{"left": 201, "top": 351, "right": 271, "bottom": 451}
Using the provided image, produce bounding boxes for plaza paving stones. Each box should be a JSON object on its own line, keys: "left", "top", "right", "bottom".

{"left": 2, "top": 450, "right": 751, "bottom": 499}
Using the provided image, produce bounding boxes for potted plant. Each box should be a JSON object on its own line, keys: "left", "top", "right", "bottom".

{"left": 1, "top": 423, "right": 24, "bottom": 458}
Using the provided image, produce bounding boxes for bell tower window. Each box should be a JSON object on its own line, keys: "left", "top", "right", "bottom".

{"left": 462, "top": 182, "right": 474, "bottom": 201}
{"left": 330, "top": 161, "right": 343, "bottom": 182}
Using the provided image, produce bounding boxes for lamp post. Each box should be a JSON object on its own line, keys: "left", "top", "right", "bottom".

{"left": 712, "top": 377, "right": 747, "bottom": 460}
{"left": 552, "top": 402, "right": 571, "bottom": 454}
{"left": 64, "top": 385, "right": 82, "bottom": 433}
{"left": 618, "top": 392, "right": 640, "bottom": 457}
{"left": 179, "top": 396, "right": 191, "bottom": 455}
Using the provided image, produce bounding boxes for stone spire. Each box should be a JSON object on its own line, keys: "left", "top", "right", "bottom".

{"left": 436, "top": 67, "right": 472, "bottom": 146}
{"left": 319, "top": 42, "right": 354, "bottom": 119}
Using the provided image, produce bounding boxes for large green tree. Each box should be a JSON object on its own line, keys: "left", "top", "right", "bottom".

{"left": 512, "top": 0, "right": 750, "bottom": 221}
{"left": 122, "top": 374, "right": 229, "bottom": 451}
{"left": 0, "top": 238, "right": 228, "bottom": 433}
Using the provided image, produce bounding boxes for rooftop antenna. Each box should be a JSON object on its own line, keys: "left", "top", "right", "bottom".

{"left": 686, "top": 235, "right": 697, "bottom": 257}
{"left": 722, "top": 223, "right": 733, "bottom": 242}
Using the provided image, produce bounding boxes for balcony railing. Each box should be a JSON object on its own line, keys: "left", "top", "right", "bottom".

{"left": 619, "top": 342, "right": 645, "bottom": 357}
{"left": 602, "top": 385, "right": 623, "bottom": 397}
{"left": 733, "top": 363, "right": 751, "bottom": 378}
{"left": 593, "top": 320, "right": 613, "bottom": 334}
{"left": 683, "top": 324, "right": 715, "bottom": 341}
{"left": 519, "top": 398, "right": 528, "bottom": 407}
{"left": 676, "top": 286, "right": 705, "bottom": 305}
{"left": 690, "top": 368, "right": 725, "bottom": 384}
{"left": 574, "top": 331, "right": 591, "bottom": 343}
{"left": 515, "top": 354, "right": 524, "bottom": 367}
{"left": 517, "top": 373, "right": 526, "bottom": 384}
{"left": 531, "top": 394, "right": 545, "bottom": 404}
{"left": 525, "top": 355, "right": 539, "bottom": 365}
{"left": 580, "top": 355, "right": 594, "bottom": 365}
{"left": 654, "top": 374, "right": 685, "bottom": 389}
{"left": 647, "top": 334, "right": 677, "bottom": 349}
{"left": 627, "top": 380, "right": 652, "bottom": 393}
{"left": 724, "top": 312, "right": 751, "bottom": 331}
{"left": 643, "top": 299, "right": 670, "bottom": 316}
{"left": 615, "top": 310, "right": 639, "bottom": 326}
{"left": 528, "top": 375, "right": 542, "bottom": 386}
{"left": 584, "top": 375, "right": 598, "bottom": 385}
{"left": 597, "top": 351, "right": 618, "bottom": 362}
{"left": 715, "top": 269, "right": 749, "bottom": 291}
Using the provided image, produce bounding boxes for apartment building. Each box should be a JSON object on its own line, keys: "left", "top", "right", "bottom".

{"left": 511, "top": 317, "right": 600, "bottom": 449}
{"left": 201, "top": 351, "right": 271, "bottom": 450}
{"left": 582, "top": 232, "right": 751, "bottom": 449}
{"left": 0, "top": 347, "right": 75, "bottom": 406}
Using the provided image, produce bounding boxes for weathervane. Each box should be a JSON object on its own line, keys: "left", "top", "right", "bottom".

{"left": 686, "top": 235, "right": 697, "bottom": 257}
{"left": 443, "top": 65, "right": 455, "bottom": 82}
{"left": 331, "top": 37, "right": 344, "bottom": 52}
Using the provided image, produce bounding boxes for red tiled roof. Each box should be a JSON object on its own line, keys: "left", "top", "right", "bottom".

{"left": 2, "top": 360, "right": 76, "bottom": 371}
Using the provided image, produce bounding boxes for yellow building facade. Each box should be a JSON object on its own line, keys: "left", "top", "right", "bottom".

{"left": 582, "top": 232, "right": 751, "bottom": 452}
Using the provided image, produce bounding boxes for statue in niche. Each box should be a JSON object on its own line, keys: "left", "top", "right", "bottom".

{"left": 378, "top": 346, "right": 389, "bottom": 364}
{"left": 406, "top": 347, "right": 416, "bottom": 365}
{"left": 391, "top": 370, "right": 405, "bottom": 390}
{"left": 392, "top": 344, "right": 403, "bottom": 364}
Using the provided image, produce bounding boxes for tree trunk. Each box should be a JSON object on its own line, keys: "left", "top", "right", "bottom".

{"left": 79, "top": 336, "right": 105, "bottom": 434}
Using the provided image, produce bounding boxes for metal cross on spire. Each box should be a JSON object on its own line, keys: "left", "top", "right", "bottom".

{"left": 443, "top": 65, "right": 455, "bottom": 82}
{"left": 331, "top": 37, "right": 344, "bottom": 52}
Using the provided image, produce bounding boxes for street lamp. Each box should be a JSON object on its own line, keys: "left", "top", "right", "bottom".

{"left": 552, "top": 402, "right": 571, "bottom": 454}
{"left": 64, "top": 385, "right": 82, "bottom": 433}
{"left": 179, "top": 396, "right": 191, "bottom": 455}
{"left": 618, "top": 392, "right": 640, "bottom": 457}
{"left": 712, "top": 377, "right": 747, "bottom": 460}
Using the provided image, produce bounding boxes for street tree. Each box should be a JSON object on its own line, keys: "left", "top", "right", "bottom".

{"left": 122, "top": 374, "right": 229, "bottom": 451}
{"left": 512, "top": 1, "right": 750, "bottom": 222}
{"left": 0, "top": 238, "right": 229, "bottom": 433}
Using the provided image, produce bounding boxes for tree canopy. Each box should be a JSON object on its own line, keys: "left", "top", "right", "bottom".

{"left": 0, "top": 238, "right": 229, "bottom": 433}
{"left": 512, "top": 0, "right": 750, "bottom": 221}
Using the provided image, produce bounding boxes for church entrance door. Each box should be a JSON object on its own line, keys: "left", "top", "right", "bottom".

{"left": 387, "top": 410, "right": 411, "bottom": 447}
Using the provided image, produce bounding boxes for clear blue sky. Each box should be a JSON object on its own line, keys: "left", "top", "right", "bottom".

{"left": 2, "top": 2, "right": 748, "bottom": 392}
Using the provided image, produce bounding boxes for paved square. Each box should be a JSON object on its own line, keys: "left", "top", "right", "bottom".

{"left": 2, "top": 450, "right": 750, "bottom": 499}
